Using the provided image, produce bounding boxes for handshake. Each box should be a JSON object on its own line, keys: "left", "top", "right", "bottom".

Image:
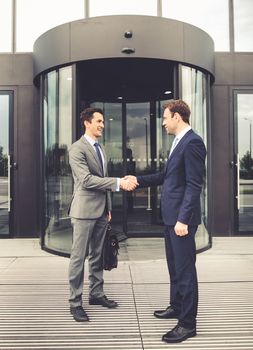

{"left": 119, "top": 175, "right": 138, "bottom": 191}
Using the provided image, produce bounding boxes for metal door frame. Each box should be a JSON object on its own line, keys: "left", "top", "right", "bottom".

{"left": 231, "top": 87, "right": 253, "bottom": 235}
{"left": 0, "top": 89, "right": 15, "bottom": 238}
{"left": 124, "top": 101, "right": 156, "bottom": 235}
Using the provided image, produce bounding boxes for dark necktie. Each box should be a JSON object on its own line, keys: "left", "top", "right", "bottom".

{"left": 94, "top": 142, "right": 103, "bottom": 172}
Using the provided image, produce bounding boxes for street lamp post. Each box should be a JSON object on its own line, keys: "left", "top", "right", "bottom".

{"left": 250, "top": 121, "right": 252, "bottom": 159}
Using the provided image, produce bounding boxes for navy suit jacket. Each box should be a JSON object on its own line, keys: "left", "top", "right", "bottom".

{"left": 137, "top": 129, "right": 206, "bottom": 226}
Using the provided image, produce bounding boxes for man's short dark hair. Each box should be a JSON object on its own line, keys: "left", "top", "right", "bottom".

{"left": 80, "top": 107, "right": 103, "bottom": 132}
{"left": 163, "top": 99, "right": 191, "bottom": 124}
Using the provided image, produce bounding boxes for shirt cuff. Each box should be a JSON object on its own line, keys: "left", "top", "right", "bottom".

{"left": 116, "top": 178, "right": 121, "bottom": 191}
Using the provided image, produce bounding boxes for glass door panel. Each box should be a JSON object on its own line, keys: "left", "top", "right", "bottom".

{"left": 104, "top": 103, "right": 124, "bottom": 233}
{"left": 235, "top": 92, "right": 253, "bottom": 233}
{"left": 91, "top": 102, "right": 124, "bottom": 233}
{"left": 91, "top": 100, "right": 173, "bottom": 236}
{"left": 44, "top": 67, "right": 74, "bottom": 254}
{"left": 0, "top": 92, "right": 13, "bottom": 236}
{"left": 181, "top": 65, "right": 209, "bottom": 249}
{"left": 155, "top": 100, "right": 173, "bottom": 224}
{"left": 126, "top": 102, "right": 154, "bottom": 233}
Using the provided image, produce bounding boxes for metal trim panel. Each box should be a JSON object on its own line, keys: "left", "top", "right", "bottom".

{"left": 33, "top": 15, "right": 215, "bottom": 82}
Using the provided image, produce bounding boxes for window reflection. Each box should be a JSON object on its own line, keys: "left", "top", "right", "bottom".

{"left": 234, "top": 0, "right": 253, "bottom": 51}
{"left": 236, "top": 92, "right": 253, "bottom": 232}
{"left": 91, "top": 102, "right": 124, "bottom": 233}
{"left": 43, "top": 67, "right": 73, "bottom": 254}
{"left": 156, "top": 100, "right": 173, "bottom": 225}
{"left": 181, "top": 65, "right": 209, "bottom": 250}
{"left": 182, "top": 67, "right": 207, "bottom": 144}
{"left": 126, "top": 103, "right": 152, "bottom": 231}
{"left": 0, "top": 94, "right": 10, "bottom": 235}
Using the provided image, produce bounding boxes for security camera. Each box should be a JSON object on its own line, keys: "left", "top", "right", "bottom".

{"left": 124, "top": 31, "right": 133, "bottom": 39}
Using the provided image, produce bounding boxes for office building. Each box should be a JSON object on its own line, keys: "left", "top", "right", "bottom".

{"left": 0, "top": 0, "right": 252, "bottom": 255}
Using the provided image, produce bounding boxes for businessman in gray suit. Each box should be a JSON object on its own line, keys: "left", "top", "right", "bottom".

{"left": 68, "top": 107, "right": 137, "bottom": 322}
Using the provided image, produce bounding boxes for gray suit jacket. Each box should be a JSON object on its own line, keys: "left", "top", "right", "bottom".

{"left": 68, "top": 136, "right": 117, "bottom": 219}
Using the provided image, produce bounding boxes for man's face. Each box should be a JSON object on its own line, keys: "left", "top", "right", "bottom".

{"left": 85, "top": 112, "right": 104, "bottom": 139}
{"left": 162, "top": 108, "right": 177, "bottom": 135}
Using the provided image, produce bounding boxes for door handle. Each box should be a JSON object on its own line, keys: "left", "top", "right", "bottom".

{"left": 236, "top": 153, "right": 240, "bottom": 211}
{"left": 7, "top": 155, "right": 11, "bottom": 212}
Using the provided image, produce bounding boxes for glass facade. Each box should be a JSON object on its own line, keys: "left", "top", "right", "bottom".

{"left": 43, "top": 66, "right": 73, "bottom": 254}
{"left": 42, "top": 61, "right": 211, "bottom": 254}
{"left": 0, "top": 92, "right": 13, "bottom": 236}
{"left": 181, "top": 65, "right": 209, "bottom": 250}
{"left": 234, "top": 91, "right": 253, "bottom": 233}
{"left": 91, "top": 102, "right": 124, "bottom": 233}
{"left": 125, "top": 102, "right": 152, "bottom": 233}
{"left": 90, "top": 101, "right": 167, "bottom": 236}
{"left": 1, "top": 0, "right": 252, "bottom": 53}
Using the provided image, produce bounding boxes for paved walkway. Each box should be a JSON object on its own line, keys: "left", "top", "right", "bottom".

{"left": 0, "top": 237, "right": 253, "bottom": 349}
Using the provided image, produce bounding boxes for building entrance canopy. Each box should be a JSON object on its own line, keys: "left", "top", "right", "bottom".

{"left": 33, "top": 15, "right": 214, "bottom": 84}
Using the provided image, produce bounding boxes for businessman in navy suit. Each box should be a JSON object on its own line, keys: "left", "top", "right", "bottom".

{"left": 126, "top": 100, "right": 206, "bottom": 343}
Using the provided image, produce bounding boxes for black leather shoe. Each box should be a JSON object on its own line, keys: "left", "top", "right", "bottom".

{"left": 89, "top": 295, "right": 118, "bottom": 308}
{"left": 154, "top": 306, "right": 179, "bottom": 319}
{"left": 162, "top": 324, "right": 196, "bottom": 343}
{"left": 70, "top": 306, "right": 89, "bottom": 322}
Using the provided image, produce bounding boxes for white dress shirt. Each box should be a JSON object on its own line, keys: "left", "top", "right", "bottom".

{"left": 83, "top": 134, "right": 120, "bottom": 191}
{"left": 84, "top": 134, "right": 105, "bottom": 173}
{"left": 169, "top": 126, "right": 192, "bottom": 157}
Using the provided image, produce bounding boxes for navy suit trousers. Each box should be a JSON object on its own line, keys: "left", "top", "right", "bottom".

{"left": 164, "top": 225, "right": 198, "bottom": 329}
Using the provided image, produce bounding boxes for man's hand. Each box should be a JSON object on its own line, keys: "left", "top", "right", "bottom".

{"left": 120, "top": 176, "right": 138, "bottom": 191}
{"left": 124, "top": 175, "right": 138, "bottom": 184}
{"left": 124, "top": 175, "right": 139, "bottom": 191}
{"left": 108, "top": 211, "right": 112, "bottom": 222}
{"left": 174, "top": 221, "right": 188, "bottom": 236}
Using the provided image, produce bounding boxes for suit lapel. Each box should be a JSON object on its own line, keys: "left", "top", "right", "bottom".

{"left": 170, "top": 129, "right": 193, "bottom": 159}
{"left": 165, "top": 129, "right": 194, "bottom": 172}
{"left": 80, "top": 136, "right": 104, "bottom": 175}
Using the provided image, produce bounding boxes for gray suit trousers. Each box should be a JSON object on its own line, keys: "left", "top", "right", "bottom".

{"left": 69, "top": 213, "right": 108, "bottom": 307}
